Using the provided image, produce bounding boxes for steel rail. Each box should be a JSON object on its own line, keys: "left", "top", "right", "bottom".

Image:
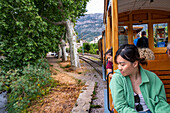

{"left": 79, "top": 53, "right": 100, "bottom": 59}
{"left": 79, "top": 56, "right": 102, "bottom": 77}
{"left": 79, "top": 55, "right": 102, "bottom": 66}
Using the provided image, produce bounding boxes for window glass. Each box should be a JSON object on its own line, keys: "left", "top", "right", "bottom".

{"left": 132, "top": 24, "right": 148, "bottom": 46}
{"left": 153, "top": 23, "right": 168, "bottom": 48}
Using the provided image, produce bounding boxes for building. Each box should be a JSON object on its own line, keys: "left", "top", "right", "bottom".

{"left": 89, "top": 35, "right": 102, "bottom": 44}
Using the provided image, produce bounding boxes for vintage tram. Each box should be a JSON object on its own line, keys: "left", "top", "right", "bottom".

{"left": 100, "top": 0, "right": 170, "bottom": 112}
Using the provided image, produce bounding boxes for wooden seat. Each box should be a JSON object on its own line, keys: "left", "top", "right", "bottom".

{"left": 151, "top": 70, "right": 170, "bottom": 104}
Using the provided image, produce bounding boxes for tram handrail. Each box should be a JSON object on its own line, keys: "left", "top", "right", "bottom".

{"left": 107, "top": 71, "right": 113, "bottom": 112}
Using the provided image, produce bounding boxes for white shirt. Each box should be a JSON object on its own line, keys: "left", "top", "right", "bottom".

{"left": 134, "top": 92, "right": 149, "bottom": 112}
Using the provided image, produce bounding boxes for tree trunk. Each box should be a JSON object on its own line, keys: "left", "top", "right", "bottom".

{"left": 66, "top": 19, "right": 80, "bottom": 68}
{"left": 60, "top": 39, "right": 67, "bottom": 61}
{"left": 42, "top": 17, "right": 79, "bottom": 68}
{"left": 58, "top": 45, "right": 62, "bottom": 59}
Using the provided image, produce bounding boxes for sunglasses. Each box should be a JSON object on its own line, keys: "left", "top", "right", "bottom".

{"left": 134, "top": 94, "right": 143, "bottom": 112}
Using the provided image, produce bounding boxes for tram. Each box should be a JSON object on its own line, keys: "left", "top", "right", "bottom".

{"left": 100, "top": 0, "right": 170, "bottom": 112}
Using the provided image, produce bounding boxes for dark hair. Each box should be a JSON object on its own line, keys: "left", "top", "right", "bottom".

{"left": 114, "top": 44, "right": 147, "bottom": 65}
{"left": 141, "top": 31, "right": 146, "bottom": 36}
{"left": 105, "top": 48, "right": 113, "bottom": 56}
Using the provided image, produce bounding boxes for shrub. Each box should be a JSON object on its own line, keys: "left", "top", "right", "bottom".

{"left": 89, "top": 49, "right": 98, "bottom": 54}
{"left": 83, "top": 43, "right": 90, "bottom": 52}
{"left": 0, "top": 58, "right": 57, "bottom": 113}
{"left": 77, "top": 47, "right": 82, "bottom": 53}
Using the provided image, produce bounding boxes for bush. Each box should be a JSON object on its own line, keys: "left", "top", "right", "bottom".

{"left": 89, "top": 49, "right": 98, "bottom": 54}
{"left": 83, "top": 43, "right": 90, "bottom": 52}
{"left": 0, "top": 58, "right": 57, "bottom": 113}
{"left": 77, "top": 47, "right": 82, "bottom": 53}
{"left": 90, "top": 43, "right": 98, "bottom": 49}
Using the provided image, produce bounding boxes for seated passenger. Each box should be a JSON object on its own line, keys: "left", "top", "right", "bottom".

{"left": 105, "top": 48, "right": 113, "bottom": 79}
{"left": 134, "top": 34, "right": 140, "bottom": 46}
{"left": 110, "top": 44, "right": 170, "bottom": 113}
{"left": 119, "top": 29, "right": 128, "bottom": 47}
{"left": 167, "top": 42, "right": 170, "bottom": 58}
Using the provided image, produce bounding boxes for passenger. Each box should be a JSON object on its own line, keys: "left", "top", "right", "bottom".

{"left": 167, "top": 42, "right": 170, "bottom": 58}
{"left": 137, "top": 31, "right": 149, "bottom": 48}
{"left": 118, "top": 29, "right": 128, "bottom": 47}
{"left": 110, "top": 44, "right": 170, "bottom": 113}
{"left": 105, "top": 48, "right": 113, "bottom": 79}
{"left": 134, "top": 34, "right": 140, "bottom": 46}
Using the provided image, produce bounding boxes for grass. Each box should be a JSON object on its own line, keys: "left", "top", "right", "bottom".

{"left": 77, "top": 79, "right": 85, "bottom": 86}
{"left": 90, "top": 104, "right": 102, "bottom": 108}
{"left": 90, "top": 82, "right": 100, "bottom": 109}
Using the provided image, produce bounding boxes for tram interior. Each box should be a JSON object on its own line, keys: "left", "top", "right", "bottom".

{"left": 102, "top": 0, "right": 170, "bottom": 112}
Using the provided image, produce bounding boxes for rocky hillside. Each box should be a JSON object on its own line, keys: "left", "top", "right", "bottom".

{"left": 75, "top": 13, "right": 105, "bottom": 42}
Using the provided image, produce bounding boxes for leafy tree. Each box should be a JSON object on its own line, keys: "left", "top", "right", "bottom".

{"left": 0, "top": 0, "right": 89, "bottom": 70}
{"left": 83, "top": 43, "right": 90, "bottom": 52}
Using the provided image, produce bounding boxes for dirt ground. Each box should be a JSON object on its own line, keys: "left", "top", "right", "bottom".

{"left": 27, "top": 58, "right": 85, "bottom": 113}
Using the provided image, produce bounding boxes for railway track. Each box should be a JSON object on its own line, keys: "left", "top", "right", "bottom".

{"left": 79, "top": 54, "right": 103, "bottom": 78}
{"left": 79, "top": 53, "right": 101, "bottom": 59}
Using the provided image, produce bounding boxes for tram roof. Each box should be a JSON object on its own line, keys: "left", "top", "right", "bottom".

{"left": 118, "top": 0, "right": 170, "bottom": 13}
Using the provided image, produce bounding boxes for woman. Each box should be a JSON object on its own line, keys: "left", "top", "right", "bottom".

{"left": 110, "top": 44, "right": 170, "bottom": 113}
{"left": 105, "top": 48, "right": 113, "bottom": 79}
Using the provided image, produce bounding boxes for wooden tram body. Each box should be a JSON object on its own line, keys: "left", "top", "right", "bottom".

{"left": 101, "top": 0, "right": 170, "bottom": 112}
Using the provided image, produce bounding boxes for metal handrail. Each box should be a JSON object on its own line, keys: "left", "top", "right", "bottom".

{"left": 106, "top": 71, "right": 113, "bottom": 112}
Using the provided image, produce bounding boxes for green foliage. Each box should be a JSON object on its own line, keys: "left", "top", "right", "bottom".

{"left": 77, "top": 47, "right": 83, "bottom": 53}
{"left": 83, "top": 43, "right": 90, "bottom": 52}
{"left": 90, "top": 43, "right": 98, "bottom": 49}
{"left": 89, "top": 49, "right": 98, "bottom": 54}
{"left": 79, "top": 43, "right": 98, "bottom": 54}
{"left": 90, "top": 104, "right": 102, "bottom": 108}
{"left": 0, "top": 0, "right": 89, "bottom": 71}
{"left": 89, "top": 43, "right": 98, "bottom": 54}
{"left": 0, "top": 59, "right": 57, "bottom": 112}
{"left": 0, "top": 0, "right": 90, "bottom": 112}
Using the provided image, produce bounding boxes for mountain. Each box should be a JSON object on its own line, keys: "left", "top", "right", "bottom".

{"left": 75, "top": 13, "right": 105, "bottom": 42}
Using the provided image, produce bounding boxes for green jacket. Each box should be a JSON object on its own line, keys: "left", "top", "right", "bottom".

{"left": 110, "top": 66, "right": 170, "bottom": 113}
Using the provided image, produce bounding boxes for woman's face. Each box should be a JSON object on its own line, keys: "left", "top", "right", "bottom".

{"left": 107, "top": 54, "right": 113, "bottom": 62}
{"left": 116, "top": 55, "right": 136, "bottom": 76}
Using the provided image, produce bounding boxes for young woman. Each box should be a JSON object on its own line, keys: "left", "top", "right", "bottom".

{"left": 105, "top": 48, "right": 113, "bottom": 79}
{"left": 110, "top": 44, "right": 170, "bottom": 113}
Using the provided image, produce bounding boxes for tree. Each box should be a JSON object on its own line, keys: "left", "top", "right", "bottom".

{"left": 60, "top": 39, "right": 67, "bottom": 61}
{"left": 0, "top": 0, "right": 89, "bottom": 70}
{"left": 41, "top": 0, "right": 89, "bottom": 68}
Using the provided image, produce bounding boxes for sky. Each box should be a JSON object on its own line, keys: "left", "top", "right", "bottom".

{"left": 85, "top": 0, "right": 104, "bottom": 14}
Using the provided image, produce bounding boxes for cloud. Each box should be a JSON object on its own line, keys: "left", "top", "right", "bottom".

{"left": 86, "top": 0, "right": 104, "bottom": 14}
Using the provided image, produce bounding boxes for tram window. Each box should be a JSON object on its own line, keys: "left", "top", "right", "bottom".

{"left": 118, "top": 26, "right": 128, "bottom": 47}
{"left": 132, "top": 24, "right": 148, "bottom": 46}
{"left": 153, "top": 23, "right": 168, "bottom": 48}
